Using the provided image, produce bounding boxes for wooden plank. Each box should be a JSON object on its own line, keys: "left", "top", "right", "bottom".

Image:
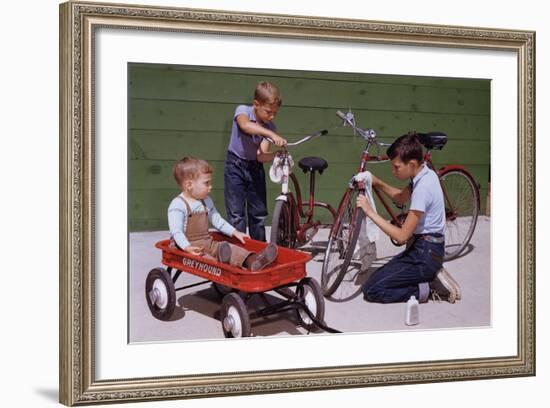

{"left": 130, "top": 218, "right": 169, "bottom": 232}
{"left": 129, "top": 68, "right": 489, "bottom": 115}
{"left": 129, "top": 160, "right": 226, "bottom": 189}
{"left": 129, "top": 100, "right": 489, "bottom": 140}
{"left": 129, "top": 131, "right": 232, "bottom": 161}
{"left": 130, "top": 129, "right": 489, "bottom": 163}
{"left": 129, "top": 163, "right": 488, "bottom": 213}
{"left": 130, "top": 63, "right": 491, "bottom": 91}
{"left": 277, "top": 107, "right": 490, "bottom": 139}
{"left": 128, "top": 145, "right": 490, "bottom": 190}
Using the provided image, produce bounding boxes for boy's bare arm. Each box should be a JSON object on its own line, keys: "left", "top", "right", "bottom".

{"left": 357, "top": 195, "right": 421, "bottom": 243}
{"left": 235, "top": 114, "right": 286, "bottom": 146}
{"left": 372, "top": 174, "right": 411, "bottom": 204}
{"left": 256, "top": 139, "right": 277, "bottom": 163}
{"left": 372, "top": 209, "right": 421, "bottom": 244}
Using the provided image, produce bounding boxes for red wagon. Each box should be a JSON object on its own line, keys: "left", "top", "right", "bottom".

{"left": 145, "top": 232, "right": 329, "bottom": 338}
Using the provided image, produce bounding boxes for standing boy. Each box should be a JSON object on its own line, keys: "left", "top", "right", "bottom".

{"left": 356, "top": 133, "right": 461, "bottom": 303}
{"left": 224, "top": 81, "right": 287, "bottom": 241}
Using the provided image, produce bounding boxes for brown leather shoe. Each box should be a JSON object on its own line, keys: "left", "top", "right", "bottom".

{"left": 250, "top": 243, "right": 278, "bottom": 271}
{"left": 217, "top": 242, "right": 232, "bottom": 264}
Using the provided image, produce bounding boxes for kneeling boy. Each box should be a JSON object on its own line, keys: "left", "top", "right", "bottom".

{"left": 356, "top": 133, "right": 460, "bottom": 303}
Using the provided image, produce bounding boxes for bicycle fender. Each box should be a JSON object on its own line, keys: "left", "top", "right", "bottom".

{"left": 437, "top": 164, "right": 466, "bottom": 175}
{"left": 438, "top": 165, "right": 481, "bottom": 196}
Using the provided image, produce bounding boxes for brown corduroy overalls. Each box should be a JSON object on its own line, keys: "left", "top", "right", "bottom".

{"left": 180, "top": 196, "right": 252, "bottom": 268}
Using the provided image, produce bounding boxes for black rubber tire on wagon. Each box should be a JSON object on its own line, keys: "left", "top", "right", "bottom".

{"left": 145, "top": 268, "right": 176, "bottom": 321}
{"left": 221, "top": 292, "right": 251, "bottom": 338}
{"left": 296, "top": 277, "right": 326, "bottom": 331}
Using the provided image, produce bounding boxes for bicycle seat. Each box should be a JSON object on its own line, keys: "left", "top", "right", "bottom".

{"left": 298, "top": 157, "right": 328, "bottom": 174}
{"left": 417, "top": 132, "right": 448, "bottom": 150}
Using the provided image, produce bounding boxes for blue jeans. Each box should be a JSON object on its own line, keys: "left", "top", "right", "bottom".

{"left": 363, "top": 236, "right": 444, "bottom": 303}
{"left": 224, "top": 150, "right": 268, "bottom": 241}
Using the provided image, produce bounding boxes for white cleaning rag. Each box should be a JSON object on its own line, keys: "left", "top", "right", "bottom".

{"left": 269, "top": 151, "right": 294, "bottom": 184}
{"left": 352, "top": 170, "right": 380, "bottom": 242}
{"left": 351, "top": 170, "right": 379, "bottom": 270}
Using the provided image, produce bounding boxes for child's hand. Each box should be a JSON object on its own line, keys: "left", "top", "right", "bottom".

{"left": 356, "top": 195, "right": 374, "bottom": 217}
{"left": 184, "top": 245, "right": 204, "bottom": 256}
{"left": 270, "top": 134, "right": 287, "bottom": 147}
{"left": 232, "top": 230, "right": 250, "bottom": 244}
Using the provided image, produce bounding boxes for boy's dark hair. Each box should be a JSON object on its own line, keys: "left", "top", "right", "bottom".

{"left": 387, "top": 132, "right": 424, "bottom": 164}
{"left": 173, "top": 157, "right": 213, "bottom": 186}
{"left": 254, "top": 81, "right": 282, "bottom": 106}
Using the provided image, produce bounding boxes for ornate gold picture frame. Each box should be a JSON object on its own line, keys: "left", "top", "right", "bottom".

{"left": 59, "top": 1, "right": 535, "bottom": 405}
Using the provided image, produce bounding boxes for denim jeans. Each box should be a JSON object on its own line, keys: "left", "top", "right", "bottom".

{"left": 363, "top": 236, "right": 444, "bottom": 303}
{"left": 224, "top": 150, "right": 268, "bottom": 241}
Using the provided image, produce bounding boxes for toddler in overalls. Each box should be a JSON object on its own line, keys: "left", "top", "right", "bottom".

{"left": 168, "top": 157, "right": 278, "bottom": 271}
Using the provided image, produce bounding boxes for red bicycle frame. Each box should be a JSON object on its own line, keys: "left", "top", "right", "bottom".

{"left": 285, "top": 172, "right": 337, "bottom": 244}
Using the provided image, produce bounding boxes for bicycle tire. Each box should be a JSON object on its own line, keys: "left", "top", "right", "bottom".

{"left": 270, "top": 199, "right": 296, "bottom": 248}
{"left": 439, "top": 168, "right": 480, "bottom": 261}
{"left": 321, "top": 188, "right": 365, "bottom": 297}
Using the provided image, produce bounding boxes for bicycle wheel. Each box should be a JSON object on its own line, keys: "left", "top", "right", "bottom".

{"left": 439, "top": 168, "right": 480, "bottom": 260}
{"left": 270, "top": 199, "right": 296, "bottom": 248}
{"left": 321, "top": 188, "right": 365, "bottom": 297}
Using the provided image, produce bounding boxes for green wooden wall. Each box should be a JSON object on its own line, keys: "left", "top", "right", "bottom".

{"left": 129, "top": 63, "right": 490, "bottom": 232}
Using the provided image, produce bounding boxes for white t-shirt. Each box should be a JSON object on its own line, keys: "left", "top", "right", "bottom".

{"left": 409, "top": 165, "right": 445, "bottom": 235}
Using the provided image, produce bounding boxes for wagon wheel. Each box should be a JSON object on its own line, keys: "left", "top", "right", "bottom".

{"left": 296, "top": 277, "right": 325, "bottom": 331}
{"left": 221, "top": 293, "right": 251, "bottom": 338}
{"left": 211, "top": 282, "right": 234, "bottom": 299}
{"left": 145, "top": 268, "right": 176, "bottom": 321}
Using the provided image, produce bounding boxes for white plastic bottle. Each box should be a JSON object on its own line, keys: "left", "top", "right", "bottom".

{"left": 405, "top": 295, "right": 419, "bottom": 326}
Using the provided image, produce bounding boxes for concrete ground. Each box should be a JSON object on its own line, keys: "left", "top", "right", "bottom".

{"left": 129, "top": 216, "right": 490, "bottom": 343}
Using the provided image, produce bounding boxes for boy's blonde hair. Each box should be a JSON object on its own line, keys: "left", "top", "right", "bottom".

{"left": 173, "top": 157, "right": 213, "bottom": 186}
{"left": 254, "top": 81, "right": 282, "bottom": 106}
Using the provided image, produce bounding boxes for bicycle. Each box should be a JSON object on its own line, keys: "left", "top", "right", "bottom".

{"left": 268, "top": 129, "right": 338, "bottom": 249}
{"left": 321, "top": 109, "right": 480, "bottom": 297}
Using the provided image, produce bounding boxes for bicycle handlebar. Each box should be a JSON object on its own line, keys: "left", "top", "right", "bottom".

{"left": 287, "top": 129, "right": 328, "bottom": 146}
{"left": 265, "top": 129, "right": 328, "bottom": 147}
{"left": 336, "top": 110, "right": 347, "bottom": 120}
{"left": 336, "top": 109, "right": 389, "bottom": 147}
